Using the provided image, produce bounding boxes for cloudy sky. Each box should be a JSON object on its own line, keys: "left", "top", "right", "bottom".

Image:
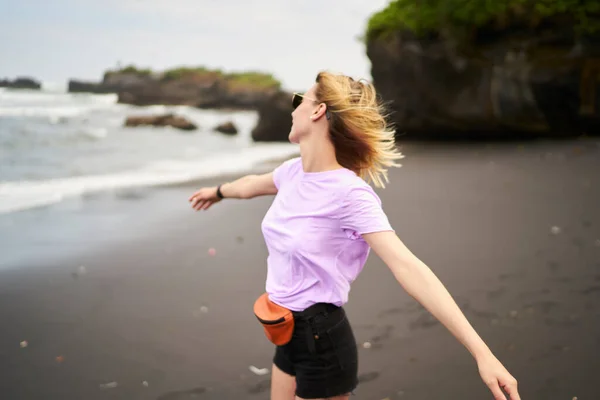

{"left": 0, "top": 0, "right": 389, "bottom": 91}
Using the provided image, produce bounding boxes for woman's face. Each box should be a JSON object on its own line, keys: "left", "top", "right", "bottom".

{"left": 288, "top": 84, "right": 319, "bottom": 144}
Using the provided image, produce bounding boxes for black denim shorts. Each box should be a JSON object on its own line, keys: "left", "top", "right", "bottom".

{"left": 273, "top": 303, "right": 358, "bottom": 399}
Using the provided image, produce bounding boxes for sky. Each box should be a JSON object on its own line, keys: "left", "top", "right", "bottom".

{"left": 0, "top": 0, "right": 390, "bottom": 91}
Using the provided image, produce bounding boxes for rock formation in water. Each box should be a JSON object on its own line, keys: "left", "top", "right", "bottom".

{"left": 69, "top": 66, "right": 280, "bottom": 110}
{"left": 214, "top": 121, "right": 238, "bottom": 135}
{"left": 124, "top": 114, "right": 197, "bottom": 131}
{"left": 251, "top": 91, "right": 293, "bottom": 142}
{"left": 0, "top": 77, "right": 41, "bottom": 90}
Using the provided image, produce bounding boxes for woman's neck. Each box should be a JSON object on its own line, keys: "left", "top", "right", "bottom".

{"left": 299, "top": 135, "right": 342, "bottom": 173}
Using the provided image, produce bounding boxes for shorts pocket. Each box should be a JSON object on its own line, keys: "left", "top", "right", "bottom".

{"left": 323, "top": 316, "right": 358, "bottom": 371}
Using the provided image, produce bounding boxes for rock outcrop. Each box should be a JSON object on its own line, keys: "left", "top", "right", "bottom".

{"left": 68, "top": 68, "right": 279, "bottom": 110}
{"left": 214, "top": 121, "right": 238, "bottom": 135}
{"left": 0, "top": 77, "right": 41, "bottom": 90}
{"left": 251, "top": 91, "right": 293, "bottom": 142}
{"left": 124, "top": 114, "right": 197, "bottom": 131}
{"left": 367, "top": 27, "right": 600, "bottom": 139}
{"left": 68, "top": 80, "right": 116, "bottom": 94}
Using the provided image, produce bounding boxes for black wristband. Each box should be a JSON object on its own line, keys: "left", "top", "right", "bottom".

{"left": 216, "top": 184, "right": 225, "bottom": 199}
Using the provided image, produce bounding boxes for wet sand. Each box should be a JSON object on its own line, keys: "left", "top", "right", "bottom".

{"left": 1, "top": 139, "right": 599, "bottom": 399}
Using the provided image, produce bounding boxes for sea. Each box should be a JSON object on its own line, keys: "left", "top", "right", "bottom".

{"left": 0, "top": 84, "right": 299, "bottom": 215}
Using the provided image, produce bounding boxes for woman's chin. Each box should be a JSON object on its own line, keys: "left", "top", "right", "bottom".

{"left": 288, "top": 130, "right": 299, "bottom": 144}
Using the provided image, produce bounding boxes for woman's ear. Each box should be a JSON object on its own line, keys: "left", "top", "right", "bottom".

{"left": 311, "top": 104, "right": 327, "bottom": 121}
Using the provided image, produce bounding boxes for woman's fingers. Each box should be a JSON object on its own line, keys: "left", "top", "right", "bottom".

{"left": 487, "top": 381, "right": 507, "bottom": 400}
{"left": 188, "top": 190, "right": 202, "bottom": 202}
{"left": 190, "top": 196, "right": 201, "bottom": 208}
{"left": 189, "top": 188, "right": 219, "bottom": 211}
{"left": 194, "top": 200, "right": 206, "bottom": 211}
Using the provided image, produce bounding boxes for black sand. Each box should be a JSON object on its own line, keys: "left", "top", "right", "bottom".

{"left": 1, "top": 139, "right": 599, "bottom": 399}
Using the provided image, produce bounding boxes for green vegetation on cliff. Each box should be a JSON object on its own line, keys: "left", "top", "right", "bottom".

{"left": 366, "top": 0, "right": 600, "bottom": 41}
{"left": 105, "top": 65, "right": 152, "bottom": 77}
{"left": 224, "top": 71, "right": 281, "bottom": 90}
{"left": 162, "top": 67, "right": 280, "bottom": 89}
{"left": 161, "top": 67, "right": 219, "bottom": 81}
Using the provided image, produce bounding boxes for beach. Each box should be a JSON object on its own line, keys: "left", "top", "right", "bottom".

{"left": 1, "top": 139, "right": 599, "bottom": 399}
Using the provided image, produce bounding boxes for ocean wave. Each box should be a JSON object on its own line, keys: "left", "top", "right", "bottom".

{"left": 0, "top": 144, "right": 299, "bottom": 214}
{"left": 80, "top": 127, "right": 108, "bottom": 139}
{"left": 0, "top": 90, "right": 117, "bottom": 104}
{"left": 0, "top": 106, "right": 91, "bottom": 118}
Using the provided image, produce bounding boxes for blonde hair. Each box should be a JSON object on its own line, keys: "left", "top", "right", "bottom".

{"left": 314, "top": 71, "right": 404, "bottom": 188}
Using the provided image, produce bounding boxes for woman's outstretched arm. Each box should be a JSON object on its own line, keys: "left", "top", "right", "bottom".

{"left": 189, "top": 172, "right": 277, "bottom": 211}
{"left": 363, "top": 231, "right": 520, "bottom": 400}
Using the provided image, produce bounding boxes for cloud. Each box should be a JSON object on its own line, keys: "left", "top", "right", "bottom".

{"left": 0, "top": 0, "right": 390, "bottom": 89}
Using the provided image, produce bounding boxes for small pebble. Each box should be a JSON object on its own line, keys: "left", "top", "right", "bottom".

{"left": 55, "top": 355, "right": 64, "bottom": 363}
{"left": 99, "top": 381, "right": 118, "bottom": 389}
{"left": 200, "top": 306, "right": 208, "bottom": 313}
{"left": 208, "top": 248, "right": 216, "bottom": 256}
{"left": 20, "top": 341, "right": 28, "bottom": 348}
{"left": 572, "top": 397, "right": 578, "bottom": 400}
{"left": 595, "top": 239, "right": 600, "bottom": 247}
{"left": 363, "top": 342, "right": 372, "bottom": 349}
{"left": 551, "top": 226, "right": 561, "bottom": 235}
{"left": 142, "top": 381, "right": 149, "bottom": 387}
{"left": 249, "top": 365, "right": 270, "bottom": 376}
{"left": 509, "top": 310, "right": 518, "bottom": 318}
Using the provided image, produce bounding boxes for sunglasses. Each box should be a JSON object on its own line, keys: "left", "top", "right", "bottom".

{"left": 292, "top": 92, "right": 331, "bottom": 120}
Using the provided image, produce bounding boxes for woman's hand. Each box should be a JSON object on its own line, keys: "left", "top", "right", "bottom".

{"left": 189, "top": 186, "right": 221, "bottom": 211}
{"left": 477, "top": 354, "right": 520, "bottom": 400}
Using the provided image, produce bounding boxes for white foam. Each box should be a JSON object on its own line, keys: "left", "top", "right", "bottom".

{"left": 0, "top": 144, "right": 299, "bottom": 214}
{"left": 81, "top": 127, "right": 108, "bottom": 139}
{"left": 0, "top": 106, "right": 90, "bottom": 118}
{"left": 41, "top": 81, "right": 68, "bottom": 93}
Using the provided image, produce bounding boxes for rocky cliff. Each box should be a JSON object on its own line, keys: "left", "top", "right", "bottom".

{"left": 366, "top": 2, "right": 600, "bottom": 139}
{"left": 68, "top": 67, "right": 280, "bottom": 110}
{"left": 251, "top": 91, "right": 293, "bottom": 142}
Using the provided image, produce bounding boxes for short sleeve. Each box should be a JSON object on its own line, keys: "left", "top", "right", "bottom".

{"left": 339, "top": 185, "right": 393, "bottom": 238}
{"left": 272, "top": 157, "right": 301, "bottom": 189}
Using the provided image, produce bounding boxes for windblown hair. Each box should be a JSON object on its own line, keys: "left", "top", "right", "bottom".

{"left": 314, "top": 71, "right": 404, "bottom": 188}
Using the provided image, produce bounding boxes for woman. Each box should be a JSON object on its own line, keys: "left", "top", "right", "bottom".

{"left": 189, "top": 72, "right": 520, "bottom": 400}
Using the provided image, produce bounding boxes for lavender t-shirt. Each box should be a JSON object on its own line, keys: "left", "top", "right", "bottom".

{"left": 261, "top": 157, "right": 394, "bottom": 311}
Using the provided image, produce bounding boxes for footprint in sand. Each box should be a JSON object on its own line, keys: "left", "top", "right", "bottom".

{"left": 533, "top": 300, "right": 560, "bottom": 314}
{"left": 377, "top": 307, "right": 403, "bottom": 318}
{"left": 487, "top": 287, "right": 506, "bottom": 299}
{"left": 547, "top": 261, "right": 560, "bottom": 272}
{"left": 358, "top": 372, "right": 380, "bottom": 383}
{"left": 581, "top": 285, "right": 600, "bottom": 295}
{"left": 157, "top": 387, "right": 206, "bottom": 399}
{"left": 247, "top": 380, "right": 270, "bottom": 394}
{"left": 548, "top": 276, "right": 572, "bottom": 284}
{"left": 498, "top": 271, "right": 525, "bottom": 281}
{"left": 571, "top": 237, "right": 585, "bottom": 248}
{"left": 408, "top": 312, "right": 439, "bottom": 330}
{"left": 366, "top": 325, "right": 394, "bottom": 349}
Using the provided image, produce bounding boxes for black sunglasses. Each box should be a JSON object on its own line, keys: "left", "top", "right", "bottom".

{"left": 292, "top": 92, "right": 331, "bottom": 120}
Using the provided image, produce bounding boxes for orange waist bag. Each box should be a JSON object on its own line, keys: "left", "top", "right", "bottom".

{"left": 253, "top": 293, "right": 295, "bottom": 346}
